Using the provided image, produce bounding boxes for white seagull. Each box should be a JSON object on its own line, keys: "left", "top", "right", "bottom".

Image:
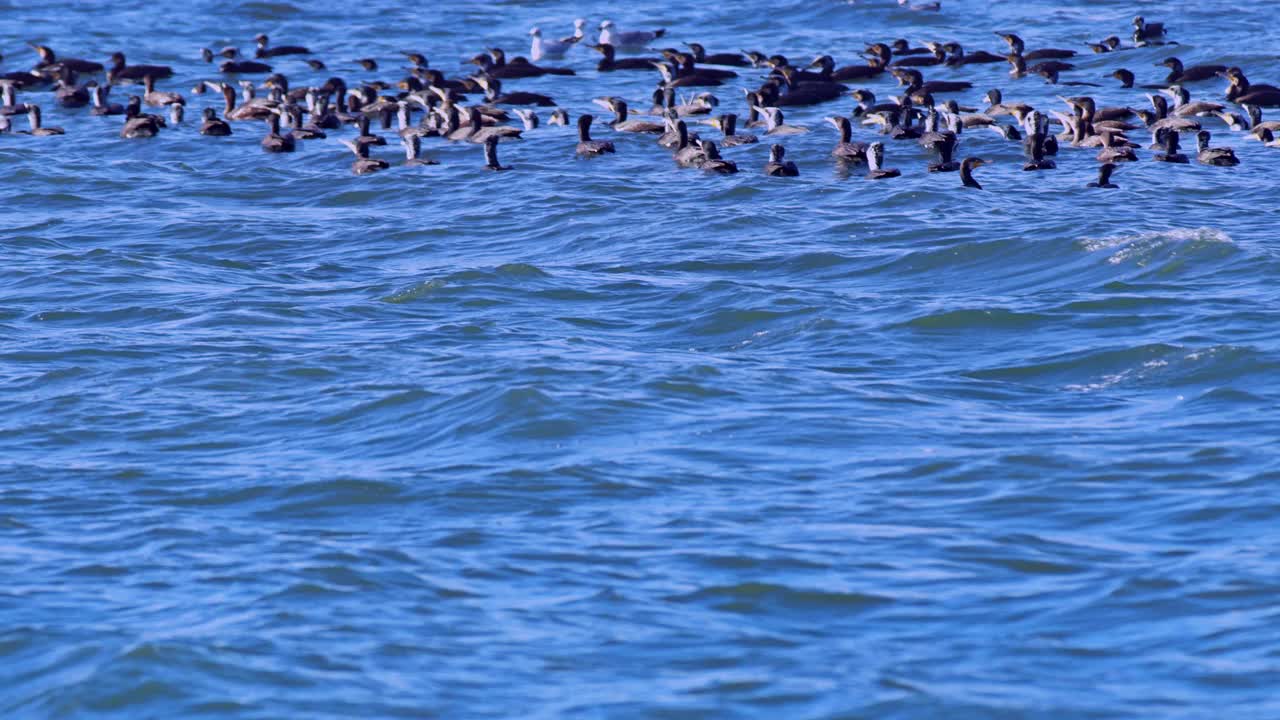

{"left": 598, "top": 20, "right": 665, "bottom": 52}
{"left": 530, "top": 19, "right": 586, "bottom": 61}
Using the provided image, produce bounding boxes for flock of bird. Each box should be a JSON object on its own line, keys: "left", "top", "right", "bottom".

{"left": 2, "top": 15, "right": 1279, "bottom": 187}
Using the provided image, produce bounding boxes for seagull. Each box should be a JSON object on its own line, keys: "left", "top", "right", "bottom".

{"left": 598, "top": 20, "right": 665, "bottom": 51}
{"left": 530, "top": 20, "right": 586, "bottom": 61}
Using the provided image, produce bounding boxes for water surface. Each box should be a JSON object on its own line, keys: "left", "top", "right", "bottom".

{"left": 3, "top": 0, "right": 1280, "bottom": 717}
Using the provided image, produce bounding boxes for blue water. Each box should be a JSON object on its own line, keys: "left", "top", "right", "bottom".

{"left": 4, "top": 0, "right": 1280, "bottom": 716}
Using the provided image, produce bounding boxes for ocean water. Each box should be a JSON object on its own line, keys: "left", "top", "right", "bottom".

{"left": 3, "top": 0, "right": 1280, "bottom": 716}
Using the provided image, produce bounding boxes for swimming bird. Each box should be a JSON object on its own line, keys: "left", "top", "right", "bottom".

{"left": 990, "top": 123, "right": 1022, "bottom": 141}
{"left": 401, "top": 134, "right": 439, "bottom": 166}
{"left": 107, "top": 52, "right": 173, "bottom": 84}
{"left": 0, "top": 65, "right": 40, "bottom": 90}
{"left": 1214, "top": 110, "right": 1250, "bottom": 132}
{"left": 476, "top": 48, "right": 574, "bottom": 78}
{"left": 959, "top": 157, "right": 987, "bottom": 188}
{"left": 29, "top": 44, "right": 104, "bottom": 75}
{"left": 891, "top": 43, "right": 946, "bottom": 68}
{"left": 1022, "top": 132, "right": 1056, "bottom": 170}
{"left": 1109, "top": 69, "right": 1164, "bottom": 89}
{"left": 548, "top": 108, "right": 569, "bottom": 126}
{"left": 997, "top": 33, "right": 1077, "bottom": 61}
{"left": 1133, "top": 16, "right": 1168, "bottom": 43}
{"left": 283, "top": 104, "right": 324, "bottom": 139}
{"left": 657, "top": 110, "right": 701, "bottom": 148}
{"left": 19, "top": 104, "right": 63, "bottom": 136}
{"left": 1159, "top": 57, "right": 1225, "bottom": 85}
{"left": 705, "top": 113, "right": 757, "bottom": 146}
{"left": 513, "top": 108, "right": 539, "bottom": 131}
{"left": 1162, "top": 85, "right": 1223, "bottom": 117}
{"left": 254, "top": 34, "right": 311, "bottom": 58}
{"left": 892, "top": 67, "right": 972, "bottom": 96}
{"left": 983, "top": 89, "right": 1032, "bottom": 118}
{"left": 482, "top": 135, "right": 511, "bottom": 170}
{"left": 807, "top": 54, "right": 886, "bottom": 83}
{"left": 1244, "top": 105, "right": 1280, "bottom": 134}
{"left": 590, "top": 43, "right": 659, "bottom": 72}
{"left": 685, "top": 43, "right": 750, "bottom": 67}
{"left": 458, "top": 107, "right": 522, "bottom": 144}
{"left": 1096, "top": 132, "right": 1138, "bottom": 163}
{"left": 120, "top": 98, "right": 163, "bottom": 138}
{"left": 1145, "top": 94, "right": 1201, "bottom": 134}
{"left": 850, "top": 89, "right": 899, "bottom": 118}
{"left": 530, "top": 21, "right": 586, "bottom": 61}
{"left": 475, "top": 76, "right": 555, "bottom": 107}
{"left": 752, "top": 105, "right": 808, "bottom": 135}
{"left": 926, "top": 131, "right": 960, "bottom": 172}
{"left": 142, "top": 75, "right": 184, "bottom": 107}
{"left": 220, "top": 83, "right": 274, "bottom": 120}
{"left": 1253, "top": 128, "right": 1280, "bottom": 148}
{"left": 220, "top": 51, "right": 273, "bottom": 74}
{"left": 826, "top": 116, "right": 868, "bottom": 162}
{"left": 879, "top": 39, "right": 922, "bottom": 57}
{"left": 599, "top": 21, "right": 664, "bottom": 51}
{"left": 763, "top": 144, "right": 799, "bottom": 176}
{"left": 671, "top": 120, "right": 708, "bottom": 167}
{"left": 1087, "top": 163, "right": 1118, "bottom": 188}
{"left": 353, "top": 113, "right": 387, "bottom": 146}
{"left": 88, "top": 83, "right": 124, "bottom": 115}
{"left": 764, "top": 67, "right": 847, "bottom": 106}
{"left": 697, "top": 140, "right": 738, "bottom": 174}
{"left": 598, "top": 98, "right": 663, "bottom": 134}
{"left": 1219, "top": 68, "right": 1278, "bottom": 105}
{"left": 52, "top": 70, "right": 90, "bottom": 108}
{"left": 575, "top": 114, "right": 615, "bottom": 156}
{"left": 261, "top": 112, "right": 295, "bottom": 152}
{"left": 898, "top": 0, "right": 941, "bottom": 12}
{"left": 1152, "top": 128, "right": 1188, "bottom": 163}
{"left": 341, "top": 139, "right": 389, "bottom": 174}
{"left": 865, "top": 142, "right": 900, "bottom": 178}
{"left": 1195, "top": 130, "right": 1238, "bottom": 165}
{"left": 1086, "top": 36, "right": 1121, "bottom": 54}
{"left": 199, "top": 107, "right": 232, "bottom": 135}
{"left": 942, "top": 42, "right": 1006, "bottom": 66}
{"left": 1007, "top": 55, "right": 1076, "bottom": 82}
{"left": 652, "top": 60, "right": 724, "bottom": 88}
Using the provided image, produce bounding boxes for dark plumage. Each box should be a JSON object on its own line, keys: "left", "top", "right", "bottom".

{"left": 763, "top": 143, "right": 799, "bottom": 176}
{"left": 1195, "top": 130, "right": 1238, "bottom": 165}
{"left": 1160, "top": 57, "right": 1225, "bottom": 84}
{"left": 1087, "top": 163, "right": 1118, "bottom": 188}
{"left": 697, "top": 140, "right": 738, "bottom": 174}
{"left": 254, "top": 35, "right": 311, "bottom": 58}
{"left": 826, "top": 116, "right": 868, "bottom": 162}
{"left": 199, "top": 107, "right": 232, "bottom": 136}
{"left": 483, "top": 135, "right": 511, "bottom": 171}
{"left": 590, "top": 43, "right": 659, "bottom": 72}
{"left": 221, "top": 59, "right": 273, "bottom": 74}
{"left": 107, "top": 53, "right": 173, "bottom": 84}
{"left": 959, "top": 157, "right": 988, "bottom": 189}
{"left": 685, "top": 43, "right": 750, "bottom": 67}
{"left": 575, "top": 114, "right": 615, "bottom": 156}
{"left": 261, "top": 112, "right": 295, "bottom": 152}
